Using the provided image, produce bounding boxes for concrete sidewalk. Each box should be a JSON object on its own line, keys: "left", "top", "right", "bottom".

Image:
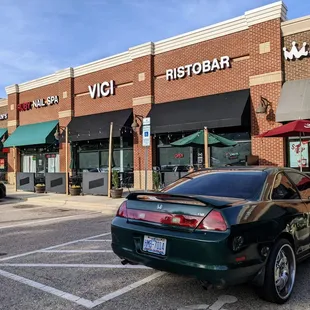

{"left": 4, "top": 184, "right": 127, "bottom": 215}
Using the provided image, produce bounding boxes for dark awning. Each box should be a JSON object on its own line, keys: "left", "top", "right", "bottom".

{"left": 4, "top": 120, "right": 58, "bottom": 147}
{"left": 276, "top": 79, "right": 310, "bottom": 123}
{"left": 68, "top": 109, "right": 133, "bottom": 142}
{"left": 148, "top": 89, "right": 250, "bottom": 134}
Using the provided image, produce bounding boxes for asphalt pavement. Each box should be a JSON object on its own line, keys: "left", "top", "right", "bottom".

{"left": 0, "top": 198, "right": 310, "bottom": 310}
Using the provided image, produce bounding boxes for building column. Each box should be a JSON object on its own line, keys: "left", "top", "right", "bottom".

{"left": 56, "top": 68, "right": 74, "bottom": 174}
{"left": 5, "top": 84, "right": 20, "bottom": 185}
{"left": 246, "top": 10, "right": 286, "bottom": 166}
{"left": 129, "top": 43, "right": 155, "bottom": 190}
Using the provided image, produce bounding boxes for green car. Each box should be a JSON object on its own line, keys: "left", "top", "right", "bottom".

{"left": 111, "top": 167, "right": 310, "bottom": 304}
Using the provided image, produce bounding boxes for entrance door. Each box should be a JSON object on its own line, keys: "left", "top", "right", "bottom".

{"left": 46, "top": 154, "right": 60, "bottom": 173}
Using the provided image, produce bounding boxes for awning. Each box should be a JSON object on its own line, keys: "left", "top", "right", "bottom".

{"left": 0, "top": 128, "right": 7, "bottom": 138}
{"left": 4, "top": 120, "right": 58, "bottom": 148}
{"left": 148, "top": 89, "right": 250, "bottom": 134}
{"left": 276, "top": 79, "right": 310, "bottom": 122}
{"left": 68, "top": 109, "right": 133, "bottom": 142}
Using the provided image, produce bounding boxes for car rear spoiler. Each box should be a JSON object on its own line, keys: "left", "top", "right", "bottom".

{"left": 126, "top": 191, "right": 213, "bottom": 207}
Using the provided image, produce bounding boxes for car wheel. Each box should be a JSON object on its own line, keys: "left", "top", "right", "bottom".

{"left": 257, "top": 239, "right": 296, "bottom": 304}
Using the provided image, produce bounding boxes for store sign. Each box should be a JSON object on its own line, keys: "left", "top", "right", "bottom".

{"left": 289, "top": 140, "right": 309, "bottom": 168}
{"left": 174, "top": 153, "right": 184, "bottom": 159}
{"left": 283, "top": 41, "right": 309, "bottom": 60}
{"left": 0, "top": 113, "right": 8, "bottom": 120}
{"left": 166, "top": 56, "right": 231, "bottom": 81}
{"left": 18, "top": 96, "right": 59, "bottom": 112}
{"left": 88, "top": 80, "right": 115, "bottom": 99}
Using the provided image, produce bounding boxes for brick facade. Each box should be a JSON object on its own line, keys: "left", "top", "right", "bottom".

{"left": 4, "top": 1, "right": 298, "bottom": 187}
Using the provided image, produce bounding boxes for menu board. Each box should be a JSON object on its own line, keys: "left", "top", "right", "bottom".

{"left": 289, "top": 140, "right": 309, "bottom": 168}
{"left": 0, "top": 158, "right": 5, "bottom": 170}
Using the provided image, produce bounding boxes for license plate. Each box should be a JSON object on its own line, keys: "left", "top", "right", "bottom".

{"left": 142, "top": 235, "right": 167, "bottom": 256}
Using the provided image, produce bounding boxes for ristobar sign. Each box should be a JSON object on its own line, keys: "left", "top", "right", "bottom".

{"left": 166, "top": 56, "right": 230, "bottom": 81}
{"left": 88, "top": 80, "right": 115, "bottom": 99}
{"left": 283, "top": 41, "right": 309, "bottom": 60}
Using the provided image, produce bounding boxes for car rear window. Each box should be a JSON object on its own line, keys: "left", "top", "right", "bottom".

{"left": 164, "top": 171, "right": 267, "bottom": 200}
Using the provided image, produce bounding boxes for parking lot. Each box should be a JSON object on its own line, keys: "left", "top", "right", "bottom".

{"left": 1, "top": 200, "right": 310, "bottom": 309}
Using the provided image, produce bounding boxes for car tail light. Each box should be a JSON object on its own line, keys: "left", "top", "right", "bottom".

{"left": 197, "top": 210, "right": 227, "bottom": 231}
{"left": 116, "top": 201, "right": 128, "bottom": 218}
{"left": 127, "top": 209, "right": 202, "bottom": 228}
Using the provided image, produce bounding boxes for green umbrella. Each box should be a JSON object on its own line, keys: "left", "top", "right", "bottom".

{"left": 171, "top": 130, "right": 237, "bottom": 147}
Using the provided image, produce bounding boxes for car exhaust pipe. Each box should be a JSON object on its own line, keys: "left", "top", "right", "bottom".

{"left": 121, "top": 259, "right": 129, "bottom": 265}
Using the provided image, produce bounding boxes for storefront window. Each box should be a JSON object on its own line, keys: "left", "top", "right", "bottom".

{"left": 79, "top": 152, "right": 99, "bottom": 170}
{"left": 288, "top": 137, "right": 310, "bottom": 171}
{"left": 158, "top": 146, "right": 191, "bottom": 172}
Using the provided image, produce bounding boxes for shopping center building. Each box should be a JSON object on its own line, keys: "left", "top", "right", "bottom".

{"left": 2, "top": 1, "right": 310, "bottom": 189}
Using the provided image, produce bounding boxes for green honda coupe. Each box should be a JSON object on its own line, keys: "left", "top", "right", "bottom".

{"left": 111, "top": 167, "right": 310, "bottom": 304}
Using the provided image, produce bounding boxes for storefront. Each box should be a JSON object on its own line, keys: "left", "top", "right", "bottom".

{"left": 0, "top": 99, "right": 8, "bottom": 181}
{"left": 274, "top": 18, "right": 310, "bottom": 171}
{"left": 4, "top": 1, "right": 306, "bottom": 190}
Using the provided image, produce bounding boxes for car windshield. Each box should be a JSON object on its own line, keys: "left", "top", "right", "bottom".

{"left": 164, "top": 171, "right": 267, "bottom": 200}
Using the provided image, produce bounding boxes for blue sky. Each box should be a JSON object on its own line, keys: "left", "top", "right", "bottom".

{"left": 0, "top": 0, "right": 309, "bottom": 98}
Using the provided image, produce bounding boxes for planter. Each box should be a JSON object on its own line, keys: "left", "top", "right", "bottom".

{"left": 70, "top": 186, "right": 81, "bottom": 196}
{"left": 110, "top": 188, "right": 123, "bottom": 199}
{"left": 35, "top": 186, "right": 45, "bottom": 193}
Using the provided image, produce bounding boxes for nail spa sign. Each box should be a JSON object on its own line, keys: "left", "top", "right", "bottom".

{"left": 18, "top": 96, "right": 59, "bottom": 112}
{"left": 0, "top": 113, "right": 8, "bottom": 120}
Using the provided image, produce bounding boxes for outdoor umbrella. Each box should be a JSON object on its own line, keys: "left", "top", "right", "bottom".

{"left": 171, "top": 130, "right": 237, "bottom": 147}
{"left": 257, "top": 119, "right": 310, "bottom": 171}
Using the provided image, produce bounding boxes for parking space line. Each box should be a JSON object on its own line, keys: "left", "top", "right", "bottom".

{"left": 91, "top": 272, "right": 165, "bottom": 307}
{"left": 0, "top": 263, "right": 151, "bottom": 269}
{"left": 0, "top": 269, "right": 94, "bottom": 309}
{"left": 0, "top": 263, "right": 152, "bottom": 269}
{"left": 0, "top": 268, "right": 164, "bottom": 308}
{"left": 38, "top": 250, "right": 113, "bottom": 253}
{"left": 0, "top": 213, "right": 97, "bottom": 230}
{"left": 0, "top": 232, "right": 111, "bottom": 262}
{"left": 83, "top": 239, "right": 112, "bottom": 242}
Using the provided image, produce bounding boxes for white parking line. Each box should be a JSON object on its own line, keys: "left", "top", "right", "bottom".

{"left": 0, "top": 213, "right": 97, "bottom": 230}
{"left": 0, "top": 268, "right": 164, "bottom": 309}
{"left": 83, "top": 239, "right": 112, "bottom": 242}
{"left": 0, "top": 232, "right": 111, "bottom": 262}
{"left": 41, "top": 249, "right": 113, "bottom": 253}
{"left": 0, "top": 263, "right": 151, "bottom": 269}
{"left": 0, "top": 269, "right": 94, "bottom": 308}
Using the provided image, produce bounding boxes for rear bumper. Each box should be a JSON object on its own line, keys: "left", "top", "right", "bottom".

{"left": 111, "top": 218, "right": 265, "bottom": 286}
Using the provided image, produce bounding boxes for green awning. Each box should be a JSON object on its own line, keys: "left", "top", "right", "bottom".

{"left": 0, "top": 128, "right": 7, "bottom": 138}
{"left": 171, "top": 130, "right": 237, "bottom": 147}
{"left": 4, "top": 120, "right": 58, "bottom": 147}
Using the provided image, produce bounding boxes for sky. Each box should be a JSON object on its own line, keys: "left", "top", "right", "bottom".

{"left": 0, "top": 0, "right": 309, "bottom": 98}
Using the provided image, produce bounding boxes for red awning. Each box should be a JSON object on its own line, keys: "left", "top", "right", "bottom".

{"left": 257, "top": 120, "right": 310, "bottom": 138}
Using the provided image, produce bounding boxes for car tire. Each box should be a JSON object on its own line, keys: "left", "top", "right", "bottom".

{"left": 257, "top": 238, "right": 296, "bottom": 304}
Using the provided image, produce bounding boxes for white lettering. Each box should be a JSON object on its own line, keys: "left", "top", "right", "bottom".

{"left": 0, "top": 113, "right": 8, "bottom": 120}
{"left": 220, "top": 56, "right": 230, "bottom": 69}
{"left": 32, "top": 99, "right": 45, "bottom": 108}
{"left": 211, "top": 58, "right": 220, "bottom": 71}
{"left": 192, "top": 62, "right": 202, "bottom": 75}
{"left": 97, "top": 83, "right": 101, "bottom": 98}
{"left": 173, "top": 68, "right": 177, "bottom": 80}
{"left": 88, "top": 81, "right": 116, "bottom": 98}
{"left": 177, "top": 66, "right": 185, "bottom": 79}
{"left": 166, "top": 69, "right": 173, "bottom": 81}
{"left": 184, "top": 64, "right": 193, "bottom": 76}
{"left": 46, "top": 96, "right": 59, "bottom": 105}
{"left": 202, "top": 60, "right": 211, "bottom": 73}
{"left": 100, "top": 81, "right": 110, "bottom": 97}
{"left": 166, "top": 56, "right": 231, "bottom": 81}
{"left": 110, "top": 80, "right": 115, "bottom": 95}
{"left": 54, "top": 96, "right": 59, "bottom": 104}
{"left": 88, "top": 84, "right": 97, "bottom": 99}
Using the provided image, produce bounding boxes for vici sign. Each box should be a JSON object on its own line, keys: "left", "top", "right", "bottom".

{"left": 18, "top": 96, "right": 59, "bottom": 112}
{"left": 88, "top": 80, "right": 115, "bottom": 99}
{"left": 166, "top": 56, "right": 230, "bottom": 81}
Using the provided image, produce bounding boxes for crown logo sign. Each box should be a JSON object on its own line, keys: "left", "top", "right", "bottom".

{"left": 283, "top": 41, "right": 309, "bottom": 60}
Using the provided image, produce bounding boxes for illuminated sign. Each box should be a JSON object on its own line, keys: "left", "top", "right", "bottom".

{"left": 88, "top": 80, "right": 115, "bottom": 99}
{"left": 18, "top": 96, "right": 59, "bottom": 112}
